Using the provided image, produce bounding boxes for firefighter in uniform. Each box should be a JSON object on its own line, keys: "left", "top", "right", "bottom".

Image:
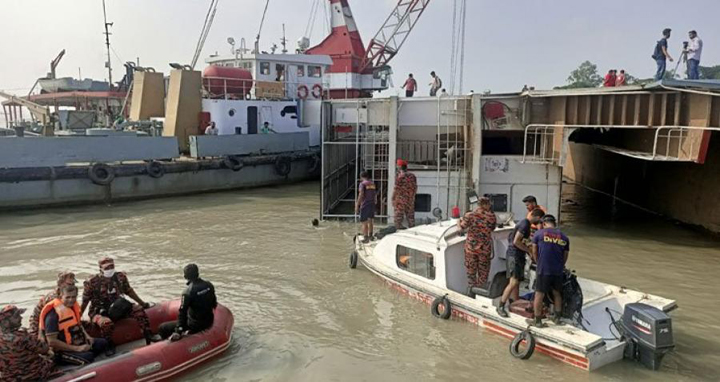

{"left": 392, "top": 159, "right": 417, "bottom": 229}
{"left": 29, "top": 271, "right": 77, "bottom": 336}
{"left": 0, "top": 305, "right": 55, "bottom": 381}
{"left": 80, "top": 257, "right": 160, "bottom": 347}
{"left": 457, "top": 197, "right": 497, "bottom": 291}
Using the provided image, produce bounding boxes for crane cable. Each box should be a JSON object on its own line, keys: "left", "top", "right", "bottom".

{"left": 449, "top": 0, "right": 467, "bottom": 95}
{"left": 191, "top": 0, "right": 219, "bottom": 69}
{"left": 255, "top": 0, "right": 271, "bottom": 52}
{"left": 304, "top": 0, "right": 320, "bottom": 39}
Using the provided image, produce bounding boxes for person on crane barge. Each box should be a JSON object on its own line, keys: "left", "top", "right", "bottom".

{"left": 429, "top": 71, "right": 442, "bottom": 96}
{"left": 392, "top": 159, "right": 417, "bottom": 229}
{"left": 401, "top": 74, "right": 417, "bottom": 97}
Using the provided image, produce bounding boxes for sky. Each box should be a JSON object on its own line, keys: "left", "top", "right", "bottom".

{"left": 1, "top": 0, "right": 719, "bottom": 100}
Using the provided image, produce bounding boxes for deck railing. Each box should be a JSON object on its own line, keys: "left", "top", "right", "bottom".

{"left": 201, "top": 76, "right": 330, "bottom": 102}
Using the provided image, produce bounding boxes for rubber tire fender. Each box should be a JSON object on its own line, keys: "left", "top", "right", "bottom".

{"left": 146, "top": 161, "right": 165, "bottom": 178}
{"left": 274, "top": 156, "right": 292, "bottom": 177}
{"left": 349, "top": 251, "right": 358, "bottom": 269}
{"left": 88, "top": 163, "right": 115, "bottom": 185}
{"left": 431, "top": 295, "right": 452, "bottom": 319}
{"left": 223, "top": 156, "right": 244, "bottom": 172}
{"left": 509, "top": 330, "right": 536, "bottom": 360}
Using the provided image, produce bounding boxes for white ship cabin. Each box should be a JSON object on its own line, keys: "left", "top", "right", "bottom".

{"left": 201, "top": 53, "right": 332, "bottom": 147}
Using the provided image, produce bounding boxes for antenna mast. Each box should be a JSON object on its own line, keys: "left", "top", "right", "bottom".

{"left": 102, "top": 0, "right": 113, "bottom": 86}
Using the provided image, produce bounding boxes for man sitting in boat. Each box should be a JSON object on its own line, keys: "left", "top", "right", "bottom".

{"left": 0, "top": 305, "right": 56, "bottom": 381}
{"left": 40, "top": 285, "right": 110, "bottom": 366}
{"left": 80, "top": 257, "right": 160, "bottom": 349}
{"left": 527, "top": 214, "right": 570, "bottom": 327}
{"left": 457, "top": 197, "right": 497, "bottom": 293}
{"left": 497, "top": 208, "right": 546, "bottom": 318}
{"left": 28, "top": 271, "right": 77, "bottom": 337}
{"left": 159, "top": 264, "right": 217, "bottom": 341}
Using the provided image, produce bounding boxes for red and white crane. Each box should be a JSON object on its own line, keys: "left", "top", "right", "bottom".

{"left": 306, "top": 0, "right": 431, "bottom": 99}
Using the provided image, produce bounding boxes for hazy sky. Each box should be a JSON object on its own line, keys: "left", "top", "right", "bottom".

{"left": 1, "top": 0, "right": 719, "bottom": 98}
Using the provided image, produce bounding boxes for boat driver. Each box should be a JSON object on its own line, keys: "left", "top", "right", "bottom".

{"left": 159, "top": 264, "right": 217, "bottom": 341}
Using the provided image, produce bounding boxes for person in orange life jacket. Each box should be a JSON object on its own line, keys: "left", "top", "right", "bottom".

{"left": 496, "top": 208, "right": 546, "bottom": 318}
{"left": 523, "top": 195, "right": 547, "bottom": 232}
{"left": 29, "top": 271, "right": 77, "bottom": 337}
{"left": 81, "top": 257, "right": 160, "bottom": 348}
{"left": 40, "top": 285, "right": 109, "bottom": 366}
{"left": 0, "top": 305, "right": 56, "bottom": 381}
{"left": 356, "top": 171, "right": 377, "bottom": 244}
{"left": 527, "top": 214, "right": 570, "bottom": 327}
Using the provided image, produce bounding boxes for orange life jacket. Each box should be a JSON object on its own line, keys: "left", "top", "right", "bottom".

{"left": 38, "top": 298, "right": 83, "bottom": 345}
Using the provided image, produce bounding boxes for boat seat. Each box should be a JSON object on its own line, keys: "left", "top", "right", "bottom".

{"left": 470, "top": 286, "right": 490, "bottom": 298}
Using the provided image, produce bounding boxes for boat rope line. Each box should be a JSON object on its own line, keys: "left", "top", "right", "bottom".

{"left": 191, "top": 0, "right": 220, "bottom": 69}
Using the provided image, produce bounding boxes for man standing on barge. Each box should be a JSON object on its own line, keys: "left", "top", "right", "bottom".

{"left": 392, "top": 159, "right": 417, "bottom": 229}
{"left": 458, "top": 197, "right": 497, "bottom": 292}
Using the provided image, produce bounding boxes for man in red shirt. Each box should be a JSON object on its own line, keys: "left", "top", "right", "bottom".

{"left": 603, "top": 70, "right": 616, "bottom": 87}
{"left": 401, "top": 74, "right": 417, "bottom": 97}
{"left": 616, "top": 70, "right": 627, "bottom": 86}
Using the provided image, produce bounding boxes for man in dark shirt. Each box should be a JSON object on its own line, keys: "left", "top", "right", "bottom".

{"left": 356, "top": 171, "right": 377, "bottom": 243}
{"left": 653, "top": 28, "right": 674, "bottom": 80}
{"left": 528, "top": 214, "right": 570, "bottom": 327}
{"left": 159, "top": 264, "right": 217, "bottom": 341}
{"left": 497, "top": 208, "right": 545, "bottom": 317}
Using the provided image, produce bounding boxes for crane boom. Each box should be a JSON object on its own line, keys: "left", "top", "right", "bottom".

{"left": 359, "top": 0, "right": 431, "bottom": 73}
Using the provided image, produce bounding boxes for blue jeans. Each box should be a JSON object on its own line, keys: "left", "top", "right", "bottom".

{"left": 687, "top": 59, "right": 700, "bottom": 80}
{"left": 655, "top": 58, "right": 667, "bottom": 81}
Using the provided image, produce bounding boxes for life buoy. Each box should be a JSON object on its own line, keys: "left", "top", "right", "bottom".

{"left": 274, "top": 156, "right": 292, "bottom": 177}
{"left": 308, "top": 154, "right": 320, "bottom": 174}
{"left": 297, "top": 85, "right": 309, "bottom": 100}
{"left": 146, "top": 161, "right": 165, "bottom": 178}
{"left": 349, "top": 251, "right": 358, "bottom": 269}
{"left": 431, "top": 295, "right": 452, "bottom": 319}
{"left": 88, "top": 163, "right": 115, "bottom": 185}
{"left": 311, "top": 84, "right": 323, "bottom": 99}
{"left": 223, "top": 156, "right": 244, "bottom": 172}
{"left": 509, "top": 330, "right": 536, "bottom": 360}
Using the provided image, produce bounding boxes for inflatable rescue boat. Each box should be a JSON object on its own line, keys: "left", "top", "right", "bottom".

{"left": 52, "top": 300, "right": 234, "bottom": 382}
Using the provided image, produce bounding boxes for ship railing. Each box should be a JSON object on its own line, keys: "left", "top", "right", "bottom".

{"left": 201, "top": 76, "right": 330, "bottom": 102}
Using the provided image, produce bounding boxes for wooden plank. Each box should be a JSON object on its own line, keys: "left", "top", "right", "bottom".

{"left": 584, "top": 96, "right": 591, "bottom": 125}
{"left": 621, "top": 95, "right": 628, "bottom": 125}
{"left": 660, "top": 93, "right": 668, "bottom": 126}
{"left": 684, "top": 94, "right": 712, "bottom": 162}
{"left": 596, "top": 95, "right": 603, "bottom": 125}
{"left": 674, "top": 93, "right": 682, "bottom": 125}
{"left": 648, "top": 94, "right": 656, "bottom": 126}
{"left": 634, "top": 95, "right": 642, "bottom": 125}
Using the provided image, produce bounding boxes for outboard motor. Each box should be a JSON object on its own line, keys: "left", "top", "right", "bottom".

{"left": 619, "top": 303, "right": 674, "bottom": 370}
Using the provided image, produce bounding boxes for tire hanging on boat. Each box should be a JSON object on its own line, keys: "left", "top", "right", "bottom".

{"left": 431, "top": 295, "right": 452, "bottom": 319}
{"left": 88, "top": 163, "right": 115, "bottom": 185}
{"left": 145, "top": 161, "right": 165, "bottom": 178}
{"left": 509, "top": 330, "right": 536, "bottom": 360}
{"left": 223, "top": 155, "right": 244, "bottom": 172}
{"left": 274, "top": 156, "right": 292, "bottom": 177}
{"left": 349, "top": 251, "right": 358, "bottom": 269}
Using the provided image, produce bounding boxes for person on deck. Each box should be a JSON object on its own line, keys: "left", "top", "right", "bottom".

{"left": 616, "top": 70, "right": 627, "bottom": 86}
{"left": 603, "top": 70, "right": 616, "bottom": 87}
{"left": 261, "top": 121, "right": 277, "bottom": 134}
{"left": 204, "top": 121, "right": 218, "bottom": 135}
{"left": 40, "top": 285, "right": 109, "bottom": 366}
{"left": 458, "top": 197, "right": 497, "bottom": 292}
{"left": 159, "top": 264, "right": 217, "bottom": 341}
{"left": 0, "top": 305, "right": 56, "bottom": 380}
{"left": 355, "top": 171, "right": 377, "bottom": 244}
{"left": 81, "top": 257, "right": 160, "bottom": 349}
{"left": 523, "top": 195, "right": 547, "bottom": 232}
{"left": 653, "top": 28, "right": 673, "bottom": 81}
{"left": 685, "top": 30, "right": 703, "bottom": 80}
{"left": 401, "top": 74, "right": 417, "bottom": 97}
{"left": 29, "top": 271, "right": 77, "bottom": 336}
{"left": 392, "top": 159, "right": 417, "bottom": 229}
{"left": 527, "top": 214, "right": 570, "bottom": 327}
{"left": 429, "top": 71, "right": 442, "bottom": 96}
{"left": 496, "top": 208, "right": 546, "bottom": 318}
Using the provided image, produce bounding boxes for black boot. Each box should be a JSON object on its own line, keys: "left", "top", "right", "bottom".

{"left": 496, "top": 302, "right": 509, "bottom": 318}
{"left": 105, "top": 340, "right": 116, "bottom": 357}
{"left": 144, "top": 331, "right": 162, "bottom": 345}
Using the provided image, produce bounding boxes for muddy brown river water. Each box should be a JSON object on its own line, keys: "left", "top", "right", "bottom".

{"left": 1, "top": 182, "right": 718, "bottom": 381}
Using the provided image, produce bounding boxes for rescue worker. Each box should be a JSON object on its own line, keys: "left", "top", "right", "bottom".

{"left": 392, "top": 159, "right": 417, "bottom": 229}
{"left": 40, "top": 285, "right": 109, "bottom": 365}
{"left": 0, "top": 305, "right": 55, "bottom": 381}
{"left": 80, "top": 257, "right": 160, "bottom": 347}
{"left": 496, "top": 208, "right": 545, "bottom": 318}
{"left": 355, "top": 171, "right": 377, "bottom": 244}
{"left": 29, "top": 271, "right": 77, "bottom": 336}
{"left": 528, "top": 214, "right": 570, "bottom": 327}
{"left": 457, "top": 197, "right": 497, "bottom": 292}
{"left": 159, "top": 264, "right": 218, "bottom": 341}
{"left": 523, "top": 195, "right": 547, "bottom": 232}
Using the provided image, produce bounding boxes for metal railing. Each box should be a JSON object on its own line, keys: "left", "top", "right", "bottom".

{"left": 201, "top": 76, "right": 330, "bottom": 102}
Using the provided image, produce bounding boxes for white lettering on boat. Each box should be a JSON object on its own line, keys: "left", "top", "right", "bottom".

{"left": 189, "top": 340, "right": 210, "bottom": 354}
{"left": 631, "top": 315, "right": 652, "bottom": 332}
{"left": 136, "top": 362, "right": 162, "bottom": 376}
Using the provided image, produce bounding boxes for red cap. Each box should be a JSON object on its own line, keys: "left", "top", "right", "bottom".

{"left": 397, "top": 159, "right": 408, "bottom": 167}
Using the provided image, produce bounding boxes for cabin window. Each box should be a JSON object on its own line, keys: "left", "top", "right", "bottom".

{"left": 396, "top": 245, "right": 436, "bottom": 280}
{"left": 275, "top": 64, "right": 286, "bottom": 81}
{"left": 297, "top": 65, "right": 305, "bottom": 78}
{"left": 260, "top": 62, "right": 271, "bottom": 75}
{"left": 414, "top": 194, "right": 432, "bottom": 212}
{"left": 309, "top": 65, "right": 322, "bottom": 78}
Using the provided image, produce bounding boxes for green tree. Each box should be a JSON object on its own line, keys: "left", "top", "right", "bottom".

{"left": 699, "top": 65, "right": 720, "bottom": 79}
{"left": 556, "top": 61, "right": 603, "bottom": 89}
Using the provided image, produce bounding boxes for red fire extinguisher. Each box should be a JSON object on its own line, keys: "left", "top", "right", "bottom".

{"left": 451, "top": 206, "right": 460, "bottom": 219}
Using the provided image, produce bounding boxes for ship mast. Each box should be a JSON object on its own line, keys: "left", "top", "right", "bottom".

{"left": 102, "top": 0, "right": 113, "bottom": 87}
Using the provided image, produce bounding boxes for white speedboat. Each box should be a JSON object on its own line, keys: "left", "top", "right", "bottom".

{"left": 350, "top": 220, "right": 677, "bottom": 371}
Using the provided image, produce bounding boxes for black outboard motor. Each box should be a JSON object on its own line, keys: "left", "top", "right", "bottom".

{"left": 620, "top": 303, "right": 674, "bottom": 370}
